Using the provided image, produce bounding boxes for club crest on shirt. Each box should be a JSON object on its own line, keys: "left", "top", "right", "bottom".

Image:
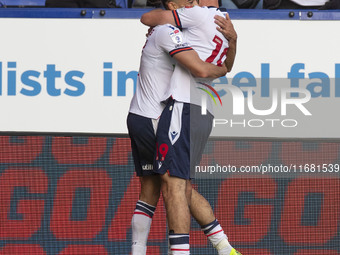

{"left": 168, "top": 27, "right": 183, "bottom": 44}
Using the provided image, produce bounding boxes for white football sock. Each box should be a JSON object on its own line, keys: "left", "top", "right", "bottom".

{"left": 201, "top": 219, "right": 233, "bottom": 255}
{"left": 131, "top": 200, "right": 156, "bottom": 255}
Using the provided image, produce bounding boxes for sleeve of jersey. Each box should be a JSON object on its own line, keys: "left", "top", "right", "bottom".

{"left": 169, "top": 47, "right": 193, "bottom": 57}
{"left": 156, "top": 25, "right": 193, "bottom": 57}
{"left": 172, "top": 6, "right": 204, "bottom": 30}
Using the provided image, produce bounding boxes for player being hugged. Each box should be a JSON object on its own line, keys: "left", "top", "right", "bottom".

{"left": 141, "top": 0, "right": 240, "bottom": 254}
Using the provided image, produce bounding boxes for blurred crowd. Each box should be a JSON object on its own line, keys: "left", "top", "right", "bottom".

{"left": 44, "top": 0, "right": 340, "bottom": 9}
{"left": 0, "top": 0, "right": 339, "bottom": 10}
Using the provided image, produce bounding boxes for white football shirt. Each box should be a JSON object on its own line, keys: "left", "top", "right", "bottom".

{"left": 129, "top": 24, "right": 193, "bottom": 119}
{"left": 169, "top": 6, "right": 229, "bottom": 114}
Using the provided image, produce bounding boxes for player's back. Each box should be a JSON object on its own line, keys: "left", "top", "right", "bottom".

{"left": 169, "top": 6, "right": 229, "bottom": 111}
{"left": 173, "top": 6, "right": 229, "bottom": 67}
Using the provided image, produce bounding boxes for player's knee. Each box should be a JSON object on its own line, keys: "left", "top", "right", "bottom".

{"left": 161, "top": 176, "right": 186, "bottom": 200}
{"left": 161, "top": 181, "right": 170, "bottom": 201}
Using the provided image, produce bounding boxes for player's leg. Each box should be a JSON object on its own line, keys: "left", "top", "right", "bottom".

{"left": 190, "top": 188, "right": 214, "bottom": 226}
{"left": 190, "top": 188, "right": 237, "bottom": 255}
{"left": 139, "top": 175, "right": 161, "bottom": 205}
{"left": 185, "top": 179, "right": 192, "bottom": 207}
{"left": 189, "top": 104, "right": 241, "bottom": 255}
{"left": 131, "top": 175, "right": 161, "bottom": 255}
{"left": 155, "top": 100, "right": 191, "bottom": 255}
{"left": 161, "top": 174, "right": 190, "bottom": 234}
{"left": 159, "top": 171, "right": 191, "bottom": 255}
{"left": 127, "top": 113, "right": 161, "bottom": 255}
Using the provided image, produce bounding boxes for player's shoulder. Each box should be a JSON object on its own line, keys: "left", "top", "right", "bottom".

{"left": 149, "top": 24, "right": 172, "bottom": 39}
{"left": 154, "top": 24, "right": 184, "bottom": 44}
{"left": 214, "top": 7, "right": 226, "bottom": 17}
{"left": 176, "top": 5, "right": 209, "bottom": 25}
{"left": 176, "top": 5, "right": 205, "bottom": 15}
{"left": 154, "top": 24, "right": 182, "bottom": 36}
{"left": 204, "top": 6, "right": 225, "bottom": 16}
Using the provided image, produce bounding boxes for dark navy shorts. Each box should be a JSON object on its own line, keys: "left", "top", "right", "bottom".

{"left": 127, "top": 113, "right": 157, "bottom": 177}
{"left": 154, "top": 99, "right": 213, "bottom": 180}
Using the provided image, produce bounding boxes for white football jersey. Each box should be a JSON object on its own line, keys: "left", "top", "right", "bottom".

{"left": 169, "top": 6, "right": 229, "bottom": 113}
{"left": 129, "top": 24, "right": 192, "bottom": 119}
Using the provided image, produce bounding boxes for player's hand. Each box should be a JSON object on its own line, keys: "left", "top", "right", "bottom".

{"left": 214, "top": 13, "right": 237, "bottom": 42}
{"left": 220, "top": 62, "right": 228, "bottom": 74}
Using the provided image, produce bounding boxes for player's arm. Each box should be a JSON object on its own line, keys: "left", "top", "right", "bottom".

{"left": 141, "top": 9, "right": 176, "bottom": 27}
{"left": 215, "top": 13, "right": 237, "bottom": 72}
{"left": 173, "top": 50, "right": 227, "bottom": 78}
{"left": 156, "top": 24, "right": 225, "bottom": 78}
{"left": 225, "top": 38, "right": 237, "bottom": 72}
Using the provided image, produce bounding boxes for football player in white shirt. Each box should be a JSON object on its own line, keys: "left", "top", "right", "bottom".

{"left": 128, "top": 21, "right": 228, "bottom": 255}
{"left": 141, "top": 1, "right": 240, "bottom": 255}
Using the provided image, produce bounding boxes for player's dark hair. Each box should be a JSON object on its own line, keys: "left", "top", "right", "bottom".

{"left": 161, "top": 0, "right": 172, "bottom": 9}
